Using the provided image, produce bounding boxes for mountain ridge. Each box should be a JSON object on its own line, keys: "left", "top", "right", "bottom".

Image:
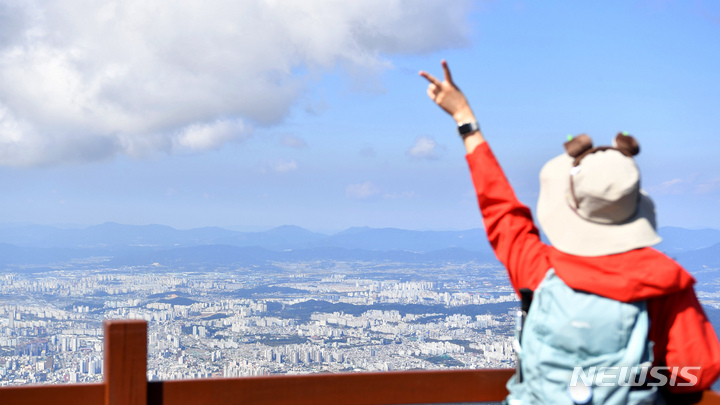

{"left": 0, "top": 224, "right": 716, "bottom": 286}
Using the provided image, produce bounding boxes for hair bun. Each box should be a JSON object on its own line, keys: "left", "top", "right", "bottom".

{"left": 564, "top": 134, "right": 593, "bottom": 158}
{"left": 613, "top": 132, "right": 640, "bottom": 156}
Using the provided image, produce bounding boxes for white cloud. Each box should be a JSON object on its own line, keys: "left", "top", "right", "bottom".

{"left": 260, "top": 158, "right": 298, "bottom": 174}
{"left": 695, "top": 178, "right": 720, "bottom": 194}
{"left": 647, "top": 178, "right": 684, "bottom": 195}
{"left": 280, "top": 134, "right": 308, "bottom": 149}
{"left": 346, "top": 181, "right": 380, "bottom": 199}
{"left": 173, "top": 119, "right": 248, "bottom": 152}
{"left": 647, "top": 177, "right": 720, "bottom": 196}
{"left": 274, "top": 159, "right": 298, "bottom": 173}
{"left": 0, "top": 0, "right": 472, "bottom": 166}
{"left": 407, "top": 136, "right": 443, "bottom": 160}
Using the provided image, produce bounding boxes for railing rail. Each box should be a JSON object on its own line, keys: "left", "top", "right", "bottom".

{"left": 1, "top": 320, "right": 718, "bottom": 405}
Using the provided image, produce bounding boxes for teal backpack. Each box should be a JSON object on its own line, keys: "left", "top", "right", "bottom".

{"left": 506, "top": 269, "right": 662, "bottom": 405}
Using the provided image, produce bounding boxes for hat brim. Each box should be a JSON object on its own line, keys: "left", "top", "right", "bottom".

{"left": 537, "top": 153, "right": 661, "bottom": 257}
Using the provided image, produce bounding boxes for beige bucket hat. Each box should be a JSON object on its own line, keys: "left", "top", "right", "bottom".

{"left": 537, "top": 133, "right": 662, "bottom": 257}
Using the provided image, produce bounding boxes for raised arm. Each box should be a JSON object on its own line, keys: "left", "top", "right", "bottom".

{"left": 419, "top": 60, "right": 485, "bottom": 154}
{"left": 420, "top": 61, "right": 549, "bottom": 293}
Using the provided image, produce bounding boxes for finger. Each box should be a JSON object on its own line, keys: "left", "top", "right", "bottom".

{"left": 441, "top": 60, "right": 453, "bottom": 85}
{"left": 427, "top": 86, "right": 437, "bottom": 100}
{"left": 419, "top": 70, "right": 441, "bottom": 86}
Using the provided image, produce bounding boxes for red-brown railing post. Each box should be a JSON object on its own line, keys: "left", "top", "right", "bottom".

{"left": 104, "top": 320, "right": 148, "bottom": 405}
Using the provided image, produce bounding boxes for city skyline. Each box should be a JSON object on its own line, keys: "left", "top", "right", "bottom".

{"left": 0, "top": 255, "right": 521, "bottom": 385}
{"left": 1, "top": 1, "right": 719, "bottom": 232}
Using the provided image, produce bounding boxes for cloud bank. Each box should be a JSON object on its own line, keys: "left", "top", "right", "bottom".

{"left": 0, "top": 0, "right": 471, "bottom": 166}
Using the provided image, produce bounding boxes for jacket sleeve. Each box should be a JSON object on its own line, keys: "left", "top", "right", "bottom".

{"left": 648, "top": 286, "right": 720, "bottom": 393}
{"left": 466, "top": 142, "right": 549, "bottom": 294}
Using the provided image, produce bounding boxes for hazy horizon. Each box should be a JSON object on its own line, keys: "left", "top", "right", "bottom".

{"left": 0, "top": 221, "right": 719, "bottom": 236}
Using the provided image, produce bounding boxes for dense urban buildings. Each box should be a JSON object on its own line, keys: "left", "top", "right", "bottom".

{"left": 0, "top": 260, "right": 522, "bottom": 385}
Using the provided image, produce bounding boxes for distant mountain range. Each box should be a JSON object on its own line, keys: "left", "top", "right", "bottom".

{"left": 0, "top": 223, "right": 494, "bottom": 252}
{"left": 0, "top": 223, "right": 497, "bottom": 268}
{"left": 0, "top": 223, "right": 717, "bottom": 285}
{"left": 655, "top": 227, "right": 720, "bottom": 284}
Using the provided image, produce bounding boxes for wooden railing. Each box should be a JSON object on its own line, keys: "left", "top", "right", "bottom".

{"left": 1, "top": 320, "right": 718, "bottom": 405}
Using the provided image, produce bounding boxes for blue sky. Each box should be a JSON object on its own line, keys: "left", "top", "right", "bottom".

{"left": 0, "top": 1, "right": 718, "bottom": 232}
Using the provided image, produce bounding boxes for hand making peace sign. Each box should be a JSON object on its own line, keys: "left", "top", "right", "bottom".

{"left": 420, "top": 60, "right": 484, "bottom": 153}
{"left": 419, "top": 60, "right": 475, "bottom": 124}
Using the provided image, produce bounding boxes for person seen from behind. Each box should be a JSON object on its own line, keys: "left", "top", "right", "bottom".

{"left": 420, "top": 60, "right": 720, "bottom": 404}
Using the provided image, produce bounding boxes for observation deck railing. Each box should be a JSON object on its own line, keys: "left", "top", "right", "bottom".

{"left": 1, "top": 320, "right": 718, "bottom": 405}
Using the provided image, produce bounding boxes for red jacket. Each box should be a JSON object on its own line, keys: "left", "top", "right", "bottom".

{"left": 466, "top": 142, "right": 720, "bottom": 392}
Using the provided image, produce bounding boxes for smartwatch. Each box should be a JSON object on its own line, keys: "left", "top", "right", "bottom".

{"left": 458, "top": 121, "right": 480, "bottom": 137}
